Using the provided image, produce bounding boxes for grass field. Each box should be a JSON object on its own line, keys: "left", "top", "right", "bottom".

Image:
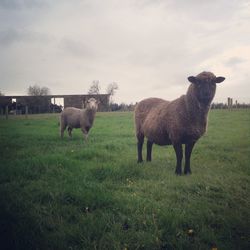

{"left": 0, "top": 110, "right": 250, "bottom": 250}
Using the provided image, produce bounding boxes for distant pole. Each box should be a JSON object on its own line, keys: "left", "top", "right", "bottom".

{"left": 227, "top": 97, "right": 233, "bottom": 110}
{"left": 25, "top": 105, "right": 28, "bottom": 119}
{"left": 5, "top": 106, "right": 8, "bottom": 119}
{"left": 53, "top": 97, "right": 55, "bottom": 113}
{"left": 15, "top": 99, "right": 17, "bottom": 115}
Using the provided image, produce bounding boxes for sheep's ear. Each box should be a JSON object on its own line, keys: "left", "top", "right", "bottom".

{"left": 215, "top": 76, "right": 225, "bottom": 84}
{"left": 188, "top": 76, "right": 198, "bottom": 84}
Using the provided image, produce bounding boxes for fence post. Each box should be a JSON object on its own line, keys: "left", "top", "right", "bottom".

{"left": 5, "top": 106, "right": 8, "bottom": 119}
{"left": 25, "top": 105, "right": 28, "bottom": 119}
{"left": 53, "top": 97, "right": 55, "bottom": 113}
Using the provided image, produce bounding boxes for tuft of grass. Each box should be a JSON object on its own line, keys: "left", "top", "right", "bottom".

{"left": 0, "top": 110, "right": 250, "bottom": 250}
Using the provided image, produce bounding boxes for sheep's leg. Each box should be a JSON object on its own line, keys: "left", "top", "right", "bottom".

{"left": 184, "top": 142, "right": 195, "bottom": 175}
{"left": 83, "top": 132, "right": 88, "bottom": 142}
{"left": 137, "top": 136, "right": 144, "bottom": 163}
{"left": 68, "top": 127, "right": 73, "bottom": 139}
{"left": 146, "top": 140, "right": 153, "bottom": 161}
{"left": 173, "top": 143, "right": 183, "bottom": 175}
{"left": 81, "top": 128, "right": 88, "bottom": 143}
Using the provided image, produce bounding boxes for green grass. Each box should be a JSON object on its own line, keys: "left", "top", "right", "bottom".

{"left": 0, "top": 110, "right": 249, "bottom": 250}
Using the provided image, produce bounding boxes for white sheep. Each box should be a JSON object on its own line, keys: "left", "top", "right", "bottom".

{"left": 60, "top": 98, "right": 99, "bottom": 141}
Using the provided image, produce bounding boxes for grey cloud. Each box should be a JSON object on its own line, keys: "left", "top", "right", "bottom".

{"left": 59, "top": 38, "right": 94, "bottom": 58}
{"left": 136, "top": 0, "right": 247, "bottom": 22}
{"left": 0, "top": 28, "right": 52, "bottom": 46}
{"left": 0, "top": 28, "right": 21, "bottom": 45}
{"left": 224, "top": 57, "right": 246, "bottom": 67}
{"left": 0, "top": 0, "right": 48, "bottom": 10}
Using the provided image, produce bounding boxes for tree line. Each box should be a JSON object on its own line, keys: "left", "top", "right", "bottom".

{"left": 1, "top": 81, "right": 118, "bottom": 97}
{"left": 1, "top": 84, "right": 250, "bottom": 111}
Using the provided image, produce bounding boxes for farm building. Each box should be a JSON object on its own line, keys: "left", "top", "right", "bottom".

{"left": 0, "top": 94, "right": 110, "bottom": 114}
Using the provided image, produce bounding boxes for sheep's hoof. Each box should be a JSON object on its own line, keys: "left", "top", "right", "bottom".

{"left": 137, "top": 159, "right": 143, "bottom": 163}
{"left": 184, "top": 169, "right": 192, "bottom": 175}
{"left": 175, "top": 170, "right": 182, "bottom": 176}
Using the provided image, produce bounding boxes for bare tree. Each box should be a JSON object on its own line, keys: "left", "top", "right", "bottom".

{"left": 105, "top": 82, "right": 118, "bottom": 111}
{"left": 106, "top": 82, "right": 118, "bottom": 97}
{"left": 88, "top": 80, "right": 100, "bottom": 95}
{"left": 27, "top": 84, "right": 51, "bottom": 96}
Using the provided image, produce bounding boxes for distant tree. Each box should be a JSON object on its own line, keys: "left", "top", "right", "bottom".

{"left": 106, "top": 82, "right": 118, "bottom": 110}
{"left": 88, "top": 80, "right": 100, "bottom": 95}
{"left": 27, "top": 84, "right": 51, "bottom": 96}
{"left": 109, "top": 102, "right": 120, "bottom": 111}
{"left": 0, "top": 91, "right": 4, "bottom": 96}
{"left": 106, "top": 82, "right": 118, "bottom": 97}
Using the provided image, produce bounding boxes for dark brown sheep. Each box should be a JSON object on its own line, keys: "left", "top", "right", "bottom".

{"left": 134, "top": 71, "right": 225, "bottom": 175}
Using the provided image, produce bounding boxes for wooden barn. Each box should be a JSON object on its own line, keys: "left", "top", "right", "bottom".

{"left": 0, "top": 94, "right": 110, "bottom": 114}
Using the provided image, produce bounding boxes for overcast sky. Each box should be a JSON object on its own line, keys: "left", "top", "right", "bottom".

{"left": 0, "top": 0, "right": 250, "bottom": 104}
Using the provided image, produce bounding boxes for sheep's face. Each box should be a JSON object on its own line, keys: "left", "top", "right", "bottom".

{"left": 188, "top": 72, "right": 225, "bottom": 105}
{"left": 86, "top": 98, "right": 99, "bottom": 110}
